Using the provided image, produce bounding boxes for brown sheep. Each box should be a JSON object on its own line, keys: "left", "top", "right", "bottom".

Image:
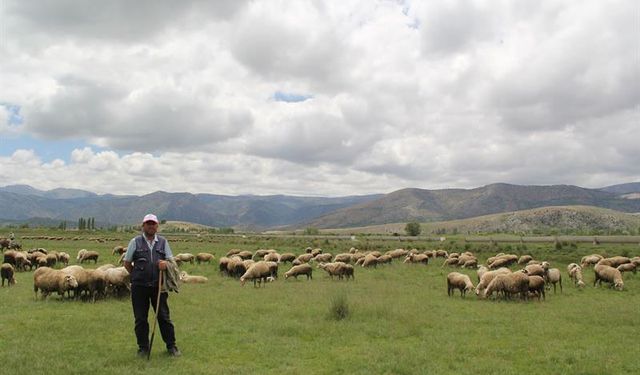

{"left": 33, "top": 267, "right": 79, "bottom": 300}
{"left": 196, "top": 253, "right": 215, "bottom": 264}
{"left": 404, "top": 254, "right": 429, "bottom": 265}
{"left": 78, "top": 250, "right": 99, "bottom": 264}
{"left": 447, "top": 272, "right": 474, "bottom": 297}
{"left": 518, "top": 255, "right": 533, "bottom": 265}
{"left": 240, "top": 261, "right": 271, "bottom": 288}
{"left": 528, "top": 275, "right": 546, "bottom": 300}
{"left": 278, "top": 253, "right": 296, "bottom": 264}
{"left": 1, "top": 263, "right": 17, "bottom": 286}
{"left": 284, "top": 264, "right": 313, "bottom": 280}
{"left": 594, "top": 264, "right": 624, "bottom": 290}
{"left": 617, "top": 263, "right": 637, "bottom": 274}
{"left": 484, "top": 270, "right": 530, "bottom": 300}
{"left": 362, "top": 254, "right": 378, "bottom": 268}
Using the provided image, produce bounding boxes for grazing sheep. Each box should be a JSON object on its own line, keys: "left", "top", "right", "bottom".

{"left": 33, "top": 267, "right": 79, "bottom": 300}
{"left": 441, "top": 258, "right": 459, "bottom": 267}
{"left": 1, "top": 263, "right": 16, "bottom": 286}
{"left": 265, "top": 261, "right": 279, "bottom": 279}
{"left": 226, "top": 257, "right": 247, "bottom": 279}
{"left": 296, "top": 253, "right": 314, "bottom": 264}
{"left": 333, "top": 253, "right": 352, "bottom": 264}
{"left": 319, "top": 262, "right": 351, "bottom": 280}
{"left": 314, "top": 253, "right": 333, "bottom": 263}
{"left": 524, "top": 264, "right": 545, "bottom": 277}
{"left": 528, "top": 275, "right": 546, "bottom": 300}
{"left": 477, "top": 265, "right": 489, "bottom": 282}
{"left": 518, "top": 255, "right": 533, "bottom": 265}
{"left": 377, "top": 255, "right": 392, "bottom": 265}
{"left": 196, "top": 253, "right": 215, "bottom": 264}
{"left": 61, "top": 265, "right": 106, "bottom": 301}
{"left": 112, "top": 246, "right": 126, "bottom": 256}
{"left": 96, "top": 264, "right": 116, "bottom": 272}
{"left": 544, "top": 268, "right": 562, "bottom": 293}
{"left": 45, "top": 253, "right": 58, "bottom": 268}
{"left": 180, "top": 271, "right": 209, "bottom": 284}
{"left": 58, "top": 252, "right": 70, "bottom": 266}
{"left": 386, "top": 249, "right": 408, "bottom": 259}
{"left": 597, "top": 256, "right": 631, "bottom": 268}
{"left": 242, "top": 259, "right": 255, "bottom": 270}
{"left": 311, "top": 248, "right": 323, "bottom": 257}
{"left": 362, "top": 254, "right": 378, "bottom": 268}
{"left": 76, "top": 249, "right": 87, "bottom": 262}
{"left": 484, "top": 270, "right": 530, "bottom": 300}
{"left": 594, "top": 265, "right": 624, "bottom": 290}
{"left": 78, "top": 250, "right": 99, "bottom": 264}
{"left": 175, "top": 253, "right": 195, "bottom": 265}
{"left": 104, "top": 267, "right": 131, "bottom": 295}
{"left": 264, "top": 252, "right": 280, "bottom": 263}
{"left": 475, "top": 268, "right": 512, "bottom": 297}
{"left": 284, "top": 264, "right": 313, "bottom": 280}
{"left": 630, "top": 257, "right": 640, "bottom": 267}
{"left": 404, "top": 253, "right": 429, "bottom": 265}
{"left": 226, "top": 249, "right": 242, "bottom": 257}
{"left": 580, "top": 254, "right": 604, "bottom": 268}
{"left": 240, "top": 262, "right": 272, "bottom": 287}
{"left": 219, "top": 257, "right": 231, "bottom": 275}
{"left": 435, "top": 250, "right": 448, "bottom": 258}
{"left": 568, "top": 266, "right": 586, "bottom": 288}
{"left": 617, "top": 263, "right": 637, "bottom": 274}
{"left": 462, "top": 259, "right": 478, "bottom": 269}
{"left": 447, "top": 272, "right": 474, "bottom": 297}
{"left": 278, "top": 253, "right": 296, "bottom": 264}
{"left": 252, "top": 249, "right": 272, "bottom": 260}
{"left": 3, "top": 250, "right": 17, "bottom": 267}
{"left": 488, "top": 255, "right": 518, "bottom": 269}
{"left": 236, "top": 250, "right": 253, "bottom": 260}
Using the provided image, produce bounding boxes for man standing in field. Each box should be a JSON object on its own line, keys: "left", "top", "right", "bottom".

{"left": 123, "top": 214, "right": 181, "bottom": 358}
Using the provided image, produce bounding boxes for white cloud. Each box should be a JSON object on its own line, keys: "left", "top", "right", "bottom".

{"left": 0, "top": 0, "right": 638, "bottom": 196}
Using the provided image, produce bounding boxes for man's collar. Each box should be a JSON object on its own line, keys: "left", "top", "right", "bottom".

{"left": 142, "top": 233, "right": 158, "bottom": 243}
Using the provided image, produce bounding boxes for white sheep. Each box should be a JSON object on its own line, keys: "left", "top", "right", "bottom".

{"left": 180, "top": 271, "right": 209, "bottom": 284}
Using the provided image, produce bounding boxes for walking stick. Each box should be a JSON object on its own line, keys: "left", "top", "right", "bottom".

{"left": 147, "top": 270, "right": 163, "bottom": 360}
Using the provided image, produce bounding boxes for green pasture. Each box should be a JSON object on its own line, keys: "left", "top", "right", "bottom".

{"left": 1, "top": 231, "right": 639, "bottom": 374}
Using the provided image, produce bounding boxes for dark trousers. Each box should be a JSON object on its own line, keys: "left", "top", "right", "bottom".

{"left": 131, "top": 284, "right": 176, "bottom": 350}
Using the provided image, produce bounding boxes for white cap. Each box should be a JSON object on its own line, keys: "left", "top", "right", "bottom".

{"left": 142, "top": 214, "right": 159, "bottom": 224}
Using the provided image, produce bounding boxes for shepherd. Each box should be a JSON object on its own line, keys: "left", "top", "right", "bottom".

{"left": 123, "top": 214, "right": 181, "bottom": 358}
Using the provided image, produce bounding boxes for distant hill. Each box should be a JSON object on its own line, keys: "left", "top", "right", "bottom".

{"left": 600, "top": 182, "right": 640, "bottom": 196}
{"left": 304, "top": 183, "right": 640, "bottom": 229}
{"left": 324, "top": 206, "right": 640, "bottom": 235}
{"left": 0, "top": 186, "right": 381, "bottom": 229}
{"left": 3, "top": 183, "right": 640, "bottom": 230}
{"left": 0, "top": 184, "right": 97, "bottom": 199}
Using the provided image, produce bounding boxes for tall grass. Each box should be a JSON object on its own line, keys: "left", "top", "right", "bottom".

{"left": 0, "top": 231, "right": 639, "bottom": 374}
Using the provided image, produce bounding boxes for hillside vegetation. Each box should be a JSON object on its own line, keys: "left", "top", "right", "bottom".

{"left": 323, "top": 206, "right": 640, "bottom": 235}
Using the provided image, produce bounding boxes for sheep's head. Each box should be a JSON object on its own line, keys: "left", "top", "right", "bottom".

{"left": 576, "top": 280, "right": 585, "bottom": 288}
{"left": 614, "top": 281, "right": 624, "bottom": 291}
{"left": 64, "top": 275, "right": 79, "bottom": 289}
{"left": 240, "top": 277, "right": 246, "bottom": 286}
{"left": 179, "top": 271, "right": 188, "bottom": 280}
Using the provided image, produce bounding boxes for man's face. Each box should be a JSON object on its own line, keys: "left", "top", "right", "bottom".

{"left": 142, "top": 221, "right": 158, "bottom": 237}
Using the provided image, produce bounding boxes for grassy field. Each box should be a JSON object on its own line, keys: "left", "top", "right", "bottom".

{"left": 1, "top": 230, "right": 639, "bottom": 374}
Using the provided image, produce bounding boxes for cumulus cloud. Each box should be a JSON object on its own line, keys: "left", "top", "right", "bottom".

{"left": 0, "top": 0, "right": 638, "bottom": 196}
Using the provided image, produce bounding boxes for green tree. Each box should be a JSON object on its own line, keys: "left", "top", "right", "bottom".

{"left": 405, "top": 222, "right": 421, "bottom": 236}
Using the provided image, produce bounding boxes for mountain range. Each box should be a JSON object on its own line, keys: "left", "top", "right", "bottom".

{"left": 0, "top": 182, "right": 639, "bottom": 230}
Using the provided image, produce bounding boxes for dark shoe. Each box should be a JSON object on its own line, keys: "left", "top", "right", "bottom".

{"left": 137, "top": 348, "right": 149, "bottom": 358}
{"left": 167, "top": 346, "right": 181, "bottom": 357}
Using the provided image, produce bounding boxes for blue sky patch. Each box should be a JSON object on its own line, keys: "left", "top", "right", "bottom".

{"left": 273, "top": 91, "right": 313, "bottom": 103}
{"left": 1, "top": 103, "right": 24, "bottom": 125}
{"left": 0, "top": 134, "right": 99, "bottom": 163}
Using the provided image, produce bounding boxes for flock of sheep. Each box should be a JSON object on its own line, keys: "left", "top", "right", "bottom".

{"left": 445, "top": 252, "right": 638, "bottom": 301}
{"left": 1, "top": 239, "right": 638, "bottom": 304}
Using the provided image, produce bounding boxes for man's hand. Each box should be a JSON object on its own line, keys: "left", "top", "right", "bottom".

{"left": 158, "top": 260, "right": 167, "bottom": 271}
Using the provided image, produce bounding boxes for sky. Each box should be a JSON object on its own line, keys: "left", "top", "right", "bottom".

{"left": 0, "top": 0, "right": 638, "bottom": 197}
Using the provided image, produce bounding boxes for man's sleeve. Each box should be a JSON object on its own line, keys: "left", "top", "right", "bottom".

{"left": 123, "top": 238, "right": 136, "bottom": 262}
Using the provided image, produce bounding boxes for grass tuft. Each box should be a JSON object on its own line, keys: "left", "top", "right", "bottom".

{"left": 328, "top": 292, "right": 350, "bottom": 321}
